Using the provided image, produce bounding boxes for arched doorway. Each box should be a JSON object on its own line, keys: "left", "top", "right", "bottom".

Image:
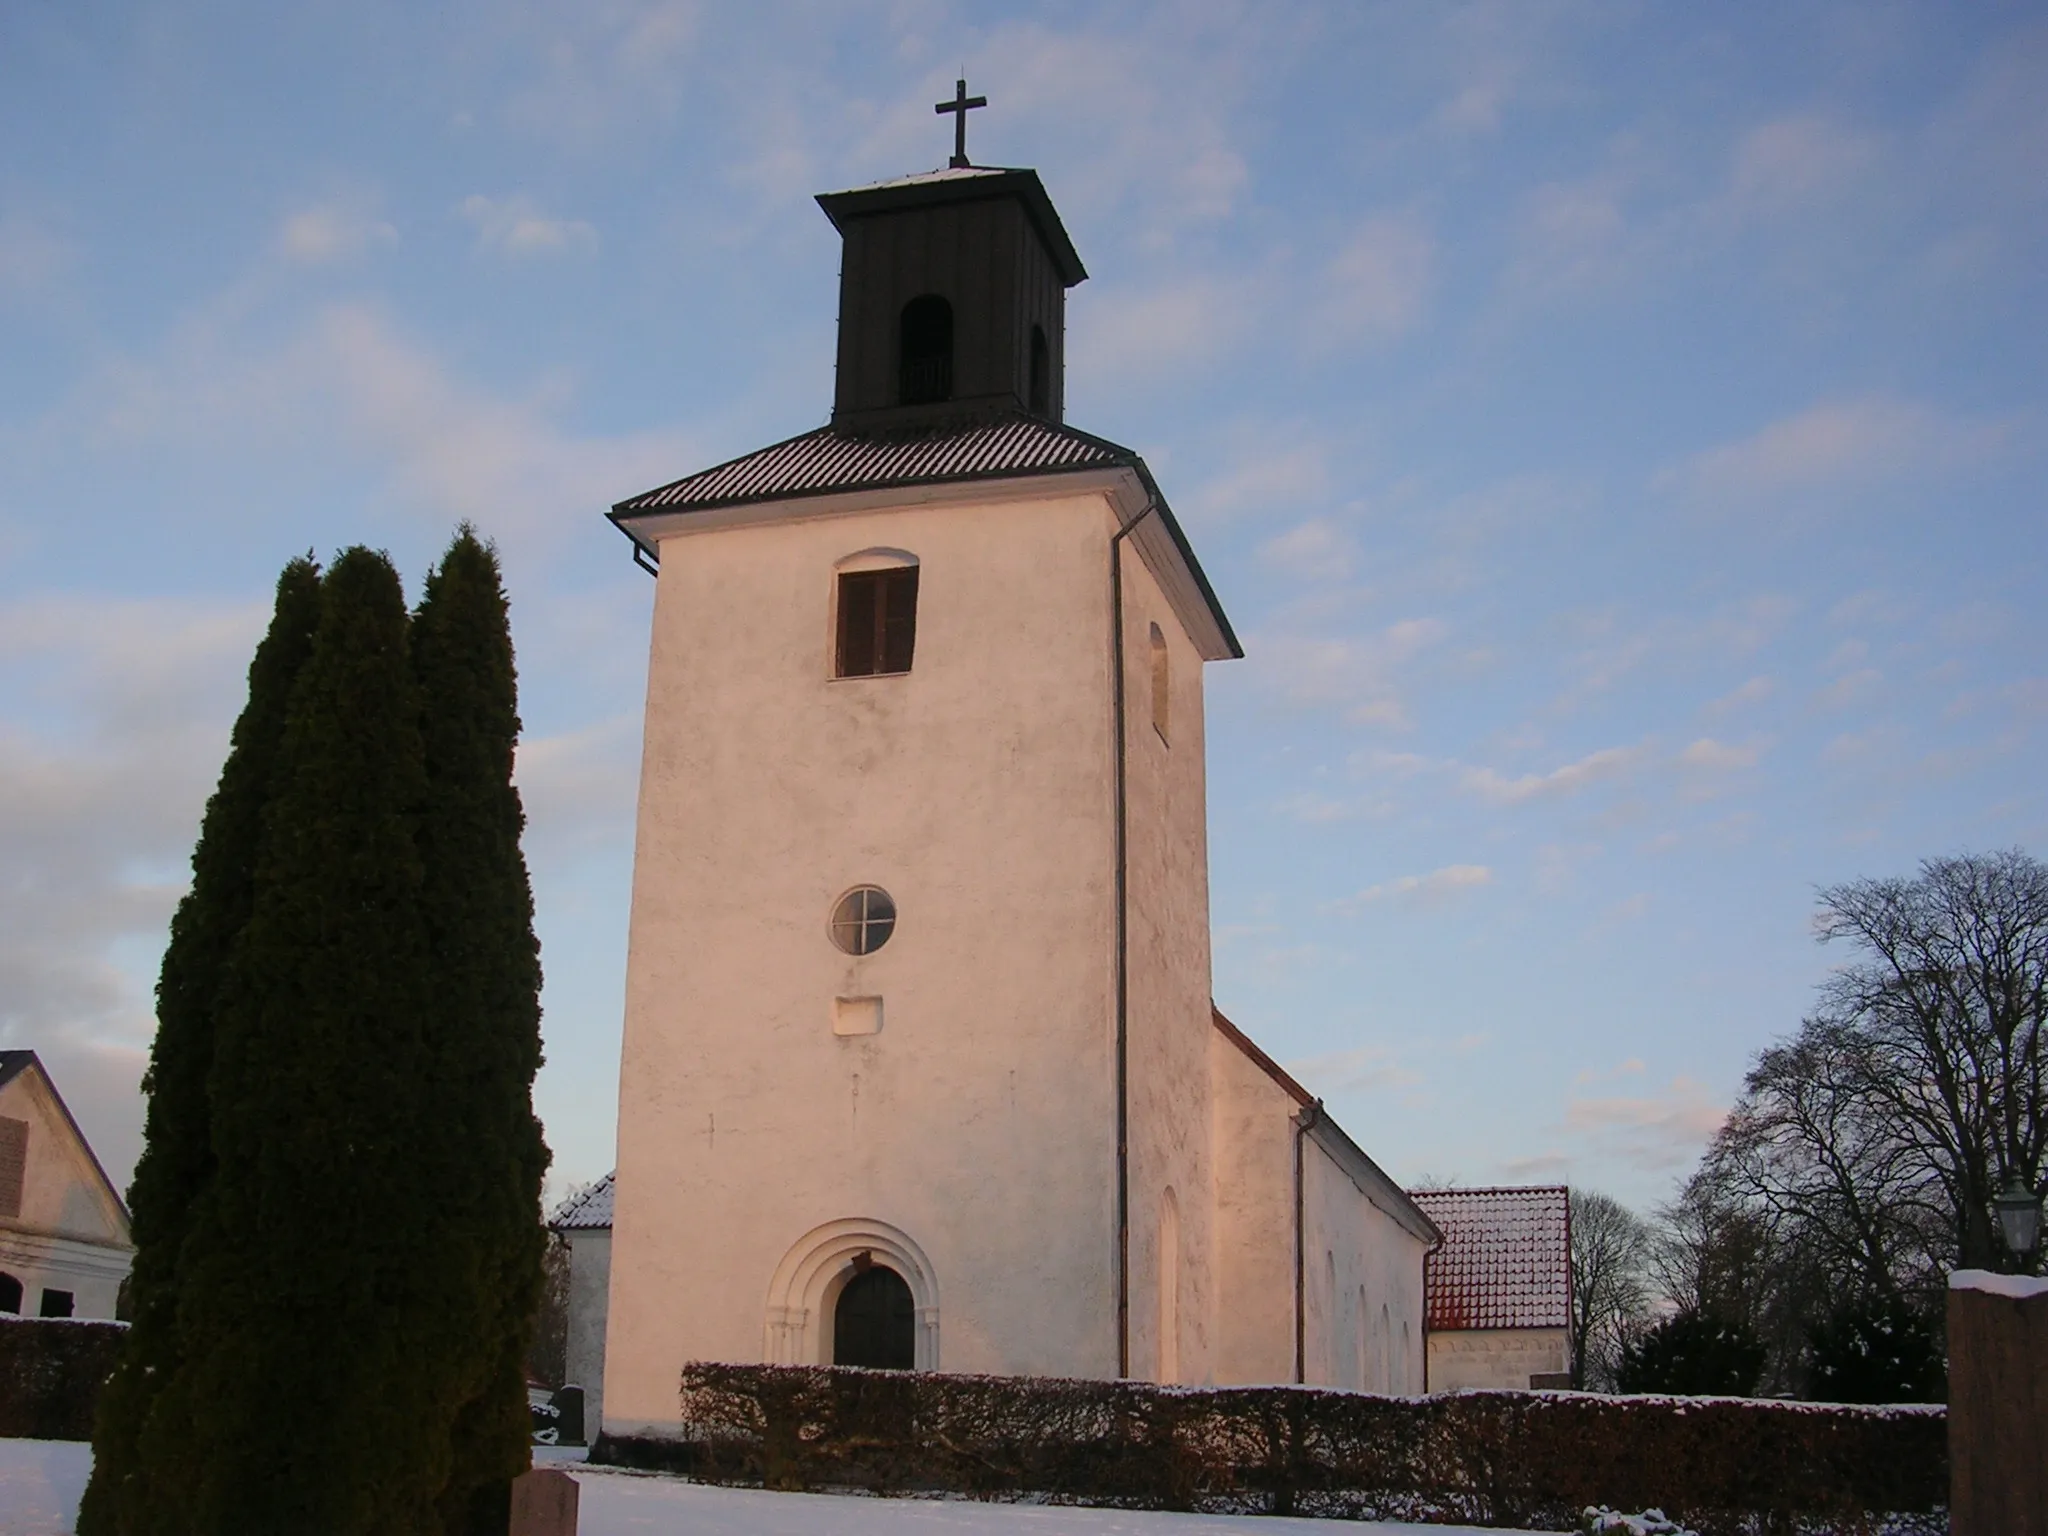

{"left": 764, "top": 1217, "right": 940, "bottom": 1368}
{"left": 833, "top": 1263, "right": 915, "bottom": 1369}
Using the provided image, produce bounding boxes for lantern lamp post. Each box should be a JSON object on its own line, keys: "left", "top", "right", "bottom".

{"left": 1993, "top": 1175, "right": 2041, "bottom": 1260}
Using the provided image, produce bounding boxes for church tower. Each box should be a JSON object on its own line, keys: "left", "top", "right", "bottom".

{"left": 599, "top": 124, "right": 1243, "bottom": 1442}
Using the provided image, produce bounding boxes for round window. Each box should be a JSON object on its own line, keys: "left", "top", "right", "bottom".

{"left": 829, "top": 886, "right": 897, "bottom": 956}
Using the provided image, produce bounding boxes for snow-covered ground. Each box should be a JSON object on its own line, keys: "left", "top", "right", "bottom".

{"left": 2, "top": 1440, "right": 1534, "bottom": 1535}
{"left": 0, "top": 1440, "right": 92, "bottom": 1536}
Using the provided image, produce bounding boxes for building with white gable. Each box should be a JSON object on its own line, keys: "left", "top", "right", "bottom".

{"left": 1408, "top": 1185, "right": 1571, "bottom": 1391}
{"left": 0, "top": 1051, "right": 134, "bottom": 1321}
{"left": 589, "top": 128, "right": 1438, "bottom": 1446}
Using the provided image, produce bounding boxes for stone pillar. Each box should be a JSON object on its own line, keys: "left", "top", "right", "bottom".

{"left": 1948, "top": 1269, "right": 2048, "bottom": 1536}
{"left": 509, "top": 1468, "right": 579, "bottom": 1536}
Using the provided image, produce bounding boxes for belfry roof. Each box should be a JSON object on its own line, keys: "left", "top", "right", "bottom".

{"left": 1409, "top": 1185, "right": 1571, "bottom": 1332}
{"left": 609, "top": 412, "right": 1243, "bottom": 660}
{"left": 815, "top": 165, "right": 1087, "bottom": 287}
{"left": 613, "top": 413, "right": 1123, "bottom": 516}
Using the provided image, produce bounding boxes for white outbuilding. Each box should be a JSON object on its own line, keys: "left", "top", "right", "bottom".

{"left": 0, "top": 1051, "right": 133, "bottom": 1321}
{"left": 1408, "top": 1185, "right": 1572, "bottom": 1390}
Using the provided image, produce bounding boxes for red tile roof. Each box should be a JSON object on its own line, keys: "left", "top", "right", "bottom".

{"left": 550, "top": 1171, "right": 614, "bottom": 1231}
{"left": 1410, "top": 1185, "right": 1570, "bottom": 1332}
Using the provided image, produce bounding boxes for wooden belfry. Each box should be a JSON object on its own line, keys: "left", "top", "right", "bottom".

{"left": 813, "top": 82, "right": 1087, "bottom": 431}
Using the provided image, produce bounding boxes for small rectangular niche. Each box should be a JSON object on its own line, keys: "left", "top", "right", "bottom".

{"left": 833, "top": 996, "right": 883, "bottom": 1037}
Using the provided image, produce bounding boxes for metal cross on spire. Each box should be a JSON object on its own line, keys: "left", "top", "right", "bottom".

{"left": 934, "top": 78, "right": 987, "bottom": 169}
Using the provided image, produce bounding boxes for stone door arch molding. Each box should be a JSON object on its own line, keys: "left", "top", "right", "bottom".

{"left": 764, "top": 1217, "right": 940, "bottom": 1369}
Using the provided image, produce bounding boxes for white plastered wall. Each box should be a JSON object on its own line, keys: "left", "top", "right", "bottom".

{"left": 1300, "top": 1140, "right": 1428, "bottom": 1394}
{"left": 1426, "top": 1326, "right": 1569, "bottom": 1390}
{"left": 1207, "top": 1031, "right": 1430, "bottom": 1392}
{"left": 0, "top": 1067, "right": 132, "bottom": 1320}
{"left": 604, "top": 485, "right": 1135, "bottom": 1438}
{"left": 563, "top": 1228, "right": 611, "bottom": 1438}
{"left": 1117, "top": 542, "right": 1217, "bottom": 1385}
{"left": 1208, "top": 1029, "right": 1299, "bottom": 1384}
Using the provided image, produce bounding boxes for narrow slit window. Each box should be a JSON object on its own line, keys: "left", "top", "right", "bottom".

{"left": 1029, "top": 324, "right": 1050, "bottom": 416}
{"left": 1149, "top": 623, "right": 1170, "bottom": 744}
{"left": 836, "top": 568, "right": 919, "bottom": 677}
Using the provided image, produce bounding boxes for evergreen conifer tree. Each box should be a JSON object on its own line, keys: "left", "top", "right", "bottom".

{"left": 79, "top": 557, "right": 322, "bottom": 1536}
{"left": 410, "top": 527, "right": 549, "bottom": 1534}
{"left": 147, "top": 547, "right": 454, "bottom": 1534}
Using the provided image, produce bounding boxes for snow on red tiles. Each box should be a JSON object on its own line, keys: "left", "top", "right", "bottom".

{"left": 1409, "top": 1186, "right": 1570, "bottom": 1332}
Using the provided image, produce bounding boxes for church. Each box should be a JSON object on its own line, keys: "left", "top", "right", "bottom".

{"left": 583, "top": 100, "right": 1439, "bottom": 1446}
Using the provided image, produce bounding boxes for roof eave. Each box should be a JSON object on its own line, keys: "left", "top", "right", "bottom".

{"left": 610, "top": 451, "right": 1242, "bottom": 664}
{"left": 1211, "top": 1009, "right": 1439, "bottom": 1248}
{"left": 814, "top": 167, "right": 1088, "bottom": 287}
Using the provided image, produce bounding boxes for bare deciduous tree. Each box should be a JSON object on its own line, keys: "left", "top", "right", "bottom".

{"left": 1813, "top": 850, "right": 2047, "bottom": 1270}
{"left": 1567, "top": 1188, "right": 1651, "bottom": 1389}
{"left": 1706, "top": 1019, "right": 1948, "bottom": 1303}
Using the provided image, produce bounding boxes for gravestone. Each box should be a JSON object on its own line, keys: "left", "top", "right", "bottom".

{"left": 551, "top": 1385, "right": 585, "bottom": 1446}
{"left": 509, "top": 1467, "right": 578, "bottom": 1536}
{"left": 1947, "top": 1269, "right": 2048, "bottom": 1536}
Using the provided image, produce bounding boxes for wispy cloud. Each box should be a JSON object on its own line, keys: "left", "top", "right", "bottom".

{"left": 0, "top": 593, "right": 271, "bottom": 1190}
{"left": 1320, "top": 212, "right": 1435, "bottom": 341}
{"left": 514, "top": 712, "right": 643, "bottom": 857}
{"left": 1700, "top": 676, "right": 1773, "bottom": 718}
{"left": 1070, "top": 273, "right": 1255, "bottom": 385}
{"left": 1660, "top": 396, "right": 2008, "bottom": 503}
{"left": 1247, "top": 619, "right": 1446, "bottom": 729}
{"left": 0, "top": 212, "right": 71, "bottom": 294}
{"left": 489, "top": 0, "right": 705, "bottom": 151}
{"left": 1334, "top": 863, "right": 1492, "bottom": 912}
{"left": 1725, "top": 114, "right": 1879, "bottom": 219}
{"left": 1460, "top": 743, "right": 1643, "bottom": 805}
{"left": 1562, "top": 1075, "right": 1728, "bottom": 1171}
{"left": 1677, "top": 737, "right": 1762, "bottom": 772}
{"left": 39, "top": 298, "right": 699, "bottom": 558}
{"left": 1285, "top": 1042, "right": 1421, "bottom": 1096}
{"left": 459, "top": 193, "right": 599, "bottom": 255}
{"left": 1816, "top": 668, "right": 1883, "bottom": 711}
{"left": 1184, "top": 440, "right": 1331, "bottom": 527}
{"left": 278, "top": 200, "right": 398, "bottom": 265}
{"left": 1258, "top": 518, "right": 1356, "bottom": 581}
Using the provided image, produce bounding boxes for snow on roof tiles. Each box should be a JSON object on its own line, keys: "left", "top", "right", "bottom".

{"left": 550, "top": 1171, "right": 614, "bottom": 1230}
{"left": 1409, "top": 1184, "right": 1570, "bottom": 1332}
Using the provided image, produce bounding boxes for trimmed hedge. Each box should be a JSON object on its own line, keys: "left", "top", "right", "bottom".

{"left": 592, "top": 1363, "right": 1947, "bottom": 1535}
{"left": 0, "top": 1317, "right": 127, "bottom": 1441}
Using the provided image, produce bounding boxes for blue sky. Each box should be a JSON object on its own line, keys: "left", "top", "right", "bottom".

{"left": 2, "top": 3, "right": 2042, "bottom": 1213}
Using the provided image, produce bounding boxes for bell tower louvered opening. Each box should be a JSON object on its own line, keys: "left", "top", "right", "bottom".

{"left": 898, "top": 295, "right": 954, "bottom": 406}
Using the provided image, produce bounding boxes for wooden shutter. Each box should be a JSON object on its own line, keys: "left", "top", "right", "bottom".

{"left": 879, "top": 567, "right": 919, "bottom": 674}
{"left": 836, "top": 572, "right": 879, "bottom": 677}
{"left": 836, "top": 568, "right": 918, "bottom": 677}
{"left": 0, "top": 1118, "right": 26, "bottom": 1219}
